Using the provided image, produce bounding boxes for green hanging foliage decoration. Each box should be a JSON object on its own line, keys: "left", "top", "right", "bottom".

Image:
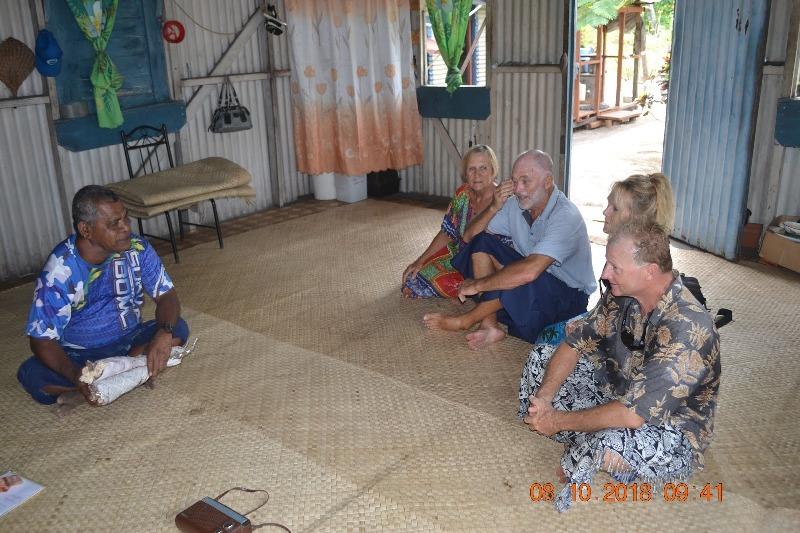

{"left": 65, "top": 0, "right": 124, "bottom": 128}
{"left": 425, "top": 0, "right": 473, "bottom": 94}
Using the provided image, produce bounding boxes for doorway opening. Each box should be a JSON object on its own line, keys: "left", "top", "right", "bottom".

{"left": 568, "top": 1, "right": 675, "bottom": 243}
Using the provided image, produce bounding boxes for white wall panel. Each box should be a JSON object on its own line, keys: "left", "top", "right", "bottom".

{"left": 492, "top": 72, "right": 562, "bottom": 183}
{"left": 747, "top": 0, "right": 800, "bottom": 227}
{"left": 0, "top": 105, "right": 65, "bottom": 279}
{"left": 493, "top": 0, "right": 563, "bottom": 64}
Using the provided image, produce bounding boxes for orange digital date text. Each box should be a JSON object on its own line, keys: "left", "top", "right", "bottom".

{"left": 529, "top": 482, "right": 724, "bottom": 503}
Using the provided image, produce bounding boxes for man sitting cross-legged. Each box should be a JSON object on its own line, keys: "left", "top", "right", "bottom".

{"left": 17, "top": 185, "right": 189, "bottom": 408}
{"left": 423, "top": 149, "right": 596, "bottom": 350}
{"left": 520, "top": 222, "right": 720, "bottom": 512}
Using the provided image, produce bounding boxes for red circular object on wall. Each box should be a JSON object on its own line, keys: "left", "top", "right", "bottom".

{"left": 162, "top": 20, "right": 185, "bottom": 44}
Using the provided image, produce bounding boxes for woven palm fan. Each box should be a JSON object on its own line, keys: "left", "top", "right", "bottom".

{"left": 0, "top": 37, "right": 35, "bottom": 96}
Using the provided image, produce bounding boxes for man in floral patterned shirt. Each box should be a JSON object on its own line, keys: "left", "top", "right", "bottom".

{"left": 520, "top": 222, "right": 720, "bottom": 511}
{"left": 17, "top": 185, "right": 189, "bottom": 406}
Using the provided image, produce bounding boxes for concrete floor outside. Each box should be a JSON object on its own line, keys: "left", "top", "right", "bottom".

{"left": 570, "top": 102, "right": 667, "bottom": 242}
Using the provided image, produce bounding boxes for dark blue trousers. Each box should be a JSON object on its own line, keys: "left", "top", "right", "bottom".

{"left": 17, "top": 318, "right": 189, "bottom": 404}
{"left": 452, "top": 232, "right": 588, "bottom": 343}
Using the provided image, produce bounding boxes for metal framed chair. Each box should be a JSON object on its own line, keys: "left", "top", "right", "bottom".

{"left": 119, "top": 124, "right": 223, "bottom": 263}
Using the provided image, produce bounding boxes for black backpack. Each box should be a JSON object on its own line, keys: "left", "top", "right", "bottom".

{"left": 680, "top": 274, "right": 733, "bottom": 329}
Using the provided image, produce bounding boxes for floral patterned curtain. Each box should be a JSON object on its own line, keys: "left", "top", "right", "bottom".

{"left": 425, "top": 0, "right": 472, "bottom": 93}
{"left": 65, "top": 0, "right": 123, "bottom": 128}
{"left": 286, "top": 0, "right": 423, "bottom": 176}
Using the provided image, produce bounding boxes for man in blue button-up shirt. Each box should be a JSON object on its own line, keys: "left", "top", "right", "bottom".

{"left": 424, "top": 150, "right": 596, "bottom": 350}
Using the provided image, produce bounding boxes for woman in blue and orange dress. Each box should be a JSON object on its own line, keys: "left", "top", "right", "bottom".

{"left": 402, "top": 145, "right": 500, "bottom": 298}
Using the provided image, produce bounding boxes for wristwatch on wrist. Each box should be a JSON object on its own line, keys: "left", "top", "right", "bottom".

{"left": 158, "top": 322, "right": 174, "bottom": 334}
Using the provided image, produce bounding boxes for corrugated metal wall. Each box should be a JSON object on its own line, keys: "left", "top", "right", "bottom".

{"left": 747, "top": 0, "right": 800, "bottom": 226}
{"left": 169, "top": 0, "right": 305, "bottom": 211}
{"left": 491, "top": 72, "right": 562, "bottom": 180}
{"left": 0, "top": 1, "right": 66, "bottom": 280}
{"left": 494, "top": 0, "right": 563, "bottom": 63}
{"left": 401, "top": 0, "right": 565, "bottom": 196}
{"left": 0, "top": 105, "right": 65, "bottom": 280}
{"left": 491, "top": 0, "right": 564, "bottom": 183}
{"left": 663, "top": 0, "right": 769, "bottom": 259}
{"left": 0, "top": 0, "right": 308, "bottom": 281}
{"left": 173, "top": 0, "right": 275, "bottom": 222}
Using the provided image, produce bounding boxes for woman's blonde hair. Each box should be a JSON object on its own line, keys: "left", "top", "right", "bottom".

{"left": 460, "top": 144, "right": 499, "bottom": 183}
{"left": 610, "top": 173, "right": 675, "bottom": 232}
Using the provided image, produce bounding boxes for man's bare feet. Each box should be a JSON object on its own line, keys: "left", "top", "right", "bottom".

{"left": 423, "top": 313, "right": 466, "bottom": 331}
{"left": 56, "top": 390, "right": 83, "bottom": 405}
{"left": 465, "top": 325, "right": 506, "bottom": 350}
{"left": 55, "top": 390, "right": 84, "bottom": 418}
{"left": 556, "top": 466, "right": 568, "bottom": 484}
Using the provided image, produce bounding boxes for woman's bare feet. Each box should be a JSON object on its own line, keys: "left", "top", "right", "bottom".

{"left": 465, "top": 324, "right": 506, "bottom": 350}
{"left": 556, "top": 466, "right": 568, "bottom": 484}
{"left": 423, "top": 313, "right": 466, "bottom": 331}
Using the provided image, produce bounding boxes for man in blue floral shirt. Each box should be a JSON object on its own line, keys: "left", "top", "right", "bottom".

{"left": 520, "top": 222, "right": 720, "bottom": 512}
{"left": 17, "top": 185, "right": 189, "bottom": 405}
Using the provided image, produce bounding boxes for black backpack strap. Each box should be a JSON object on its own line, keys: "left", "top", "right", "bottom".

{"left": 680, "top": 273, "right": 733, "bottom": 329}
{"left": 714, "top": 308, "right": 733, "bottom": 328}
{"left": 680, "top": 274, "right": 707, "bottom": 309}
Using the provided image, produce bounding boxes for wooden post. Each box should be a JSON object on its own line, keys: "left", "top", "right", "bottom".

{"left": 259, "top": 1, "right": 285, "bottom": 208}
{"left": 633, "top": 12, "right": 642, "bottom": 99}
{"left": 573, "top": 28, "right": 581, "bottom": 123}
{"left": 30, "top": 0, "right": 71, "bottom": 234}
{"left": 615, "top": 11, "right": 625, "bottom": 108}
{"left": 595, "top": 25, "right": 603, "bottom": 117}
{"left": 601, "top": 25, "right": 607, "bottom": 108}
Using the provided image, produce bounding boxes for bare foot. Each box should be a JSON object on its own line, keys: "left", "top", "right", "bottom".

{"left": 56, "top": 390, "right": 83, "bottom": 406}
{"left": 556, "top": 466, "right": 568, "bottom": 484}
{"left": 55, "top": 391, "right": 84, "bottom": 418}
{"left": 465, "top": 325, "right": 506, "bottom": 350}
{"left": 423, "top": 313, "right": 465, "bottom": 331}
{"left": 55, "top": 403, "right": 78, "bottom": 418}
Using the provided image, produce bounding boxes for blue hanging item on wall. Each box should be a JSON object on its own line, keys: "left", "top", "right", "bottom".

{"left": 34, "top": 29, "right": 62, "bottom": 77}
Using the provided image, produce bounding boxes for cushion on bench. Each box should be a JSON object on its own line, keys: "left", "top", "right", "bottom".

{"left": 122, "top": 184, "right": 257, "bottom": 218}
{"left": 107, "top": 157, "right": 252, "bottom": 207}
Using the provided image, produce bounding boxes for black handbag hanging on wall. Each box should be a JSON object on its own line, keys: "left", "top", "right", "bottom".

{"left": 209, "top": 77, "right": 252, "bottom": 133}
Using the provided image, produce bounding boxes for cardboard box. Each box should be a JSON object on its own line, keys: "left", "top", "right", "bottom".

{"left": 759, "top": 215, "right": 800, "bottom": 273}
{"left": 739, "top": 222, "right": 763, "bottom": 258}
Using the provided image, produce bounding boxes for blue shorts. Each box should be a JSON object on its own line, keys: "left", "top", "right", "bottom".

{"left": 17, "top": 318, "right": 189, "bottom": 405}
{"left": 452, "top": 232, "right": 588, "bottom": 343}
